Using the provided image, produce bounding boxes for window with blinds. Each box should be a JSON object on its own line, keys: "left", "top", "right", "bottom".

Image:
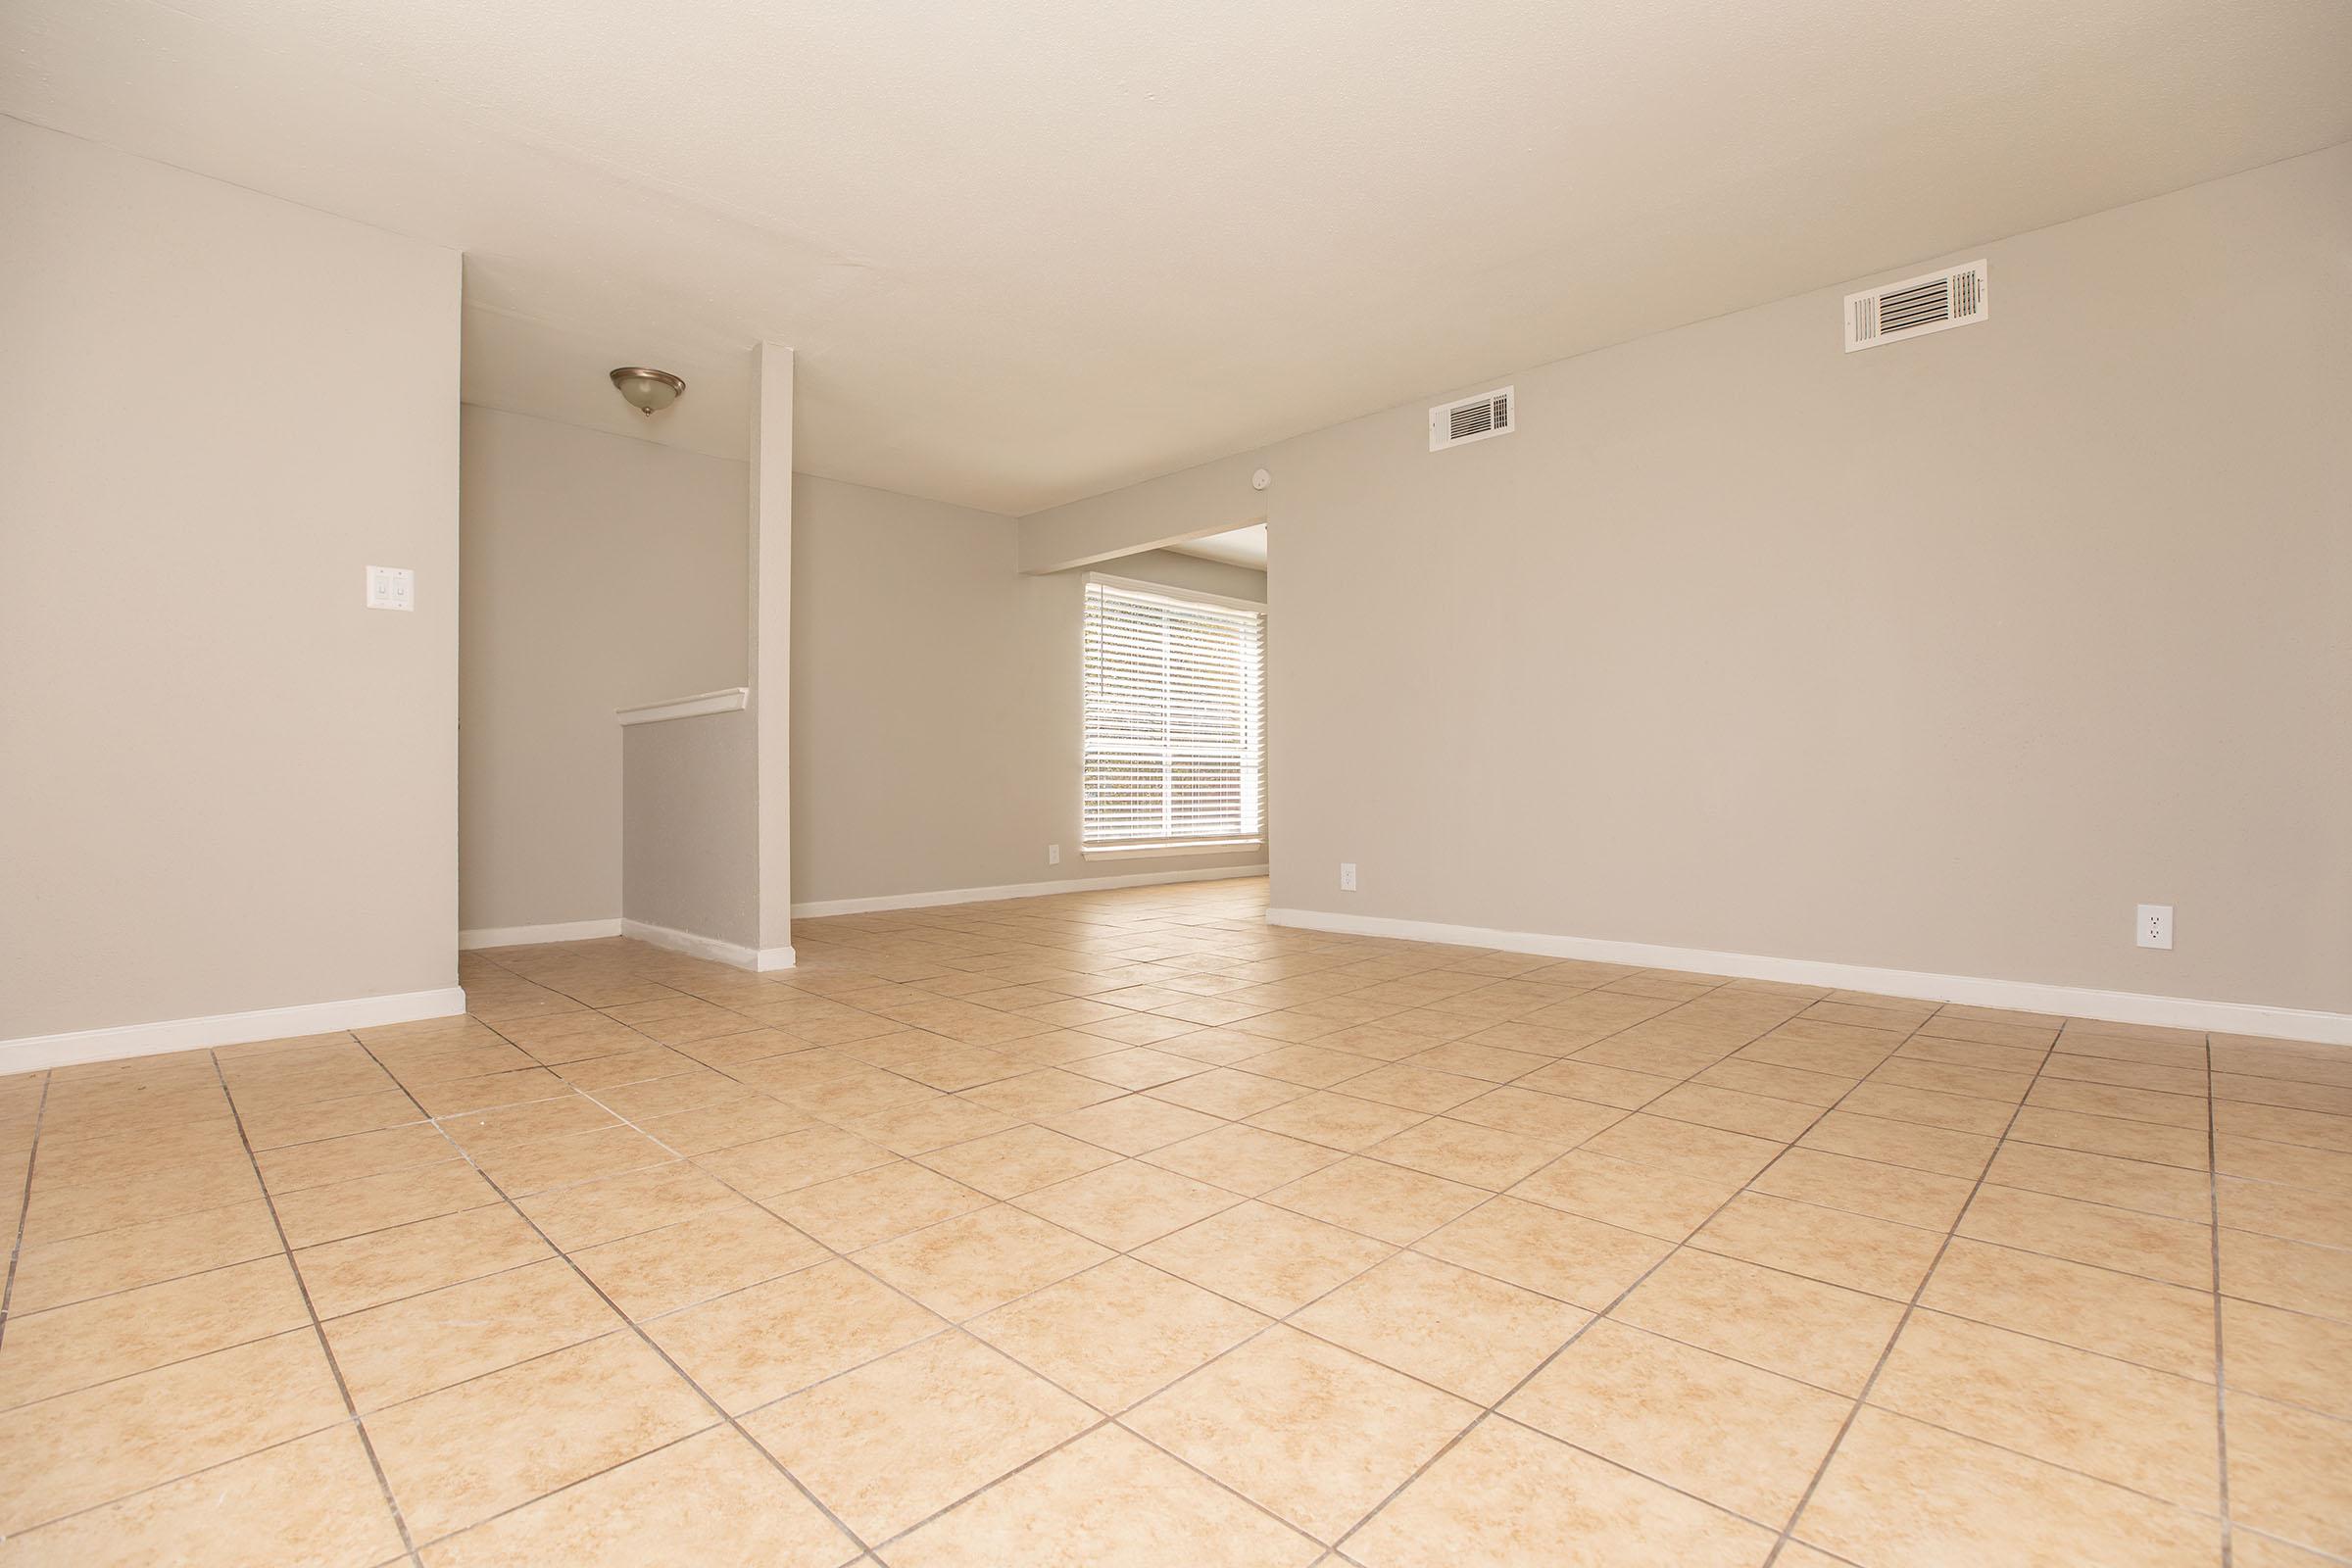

{"left": 1081, "top": 577, "right": 1265, "bottom": 852}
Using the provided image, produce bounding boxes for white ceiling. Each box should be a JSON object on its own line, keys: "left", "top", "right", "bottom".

{"left": 6, "top": 1, "right": 2349, "bottom": 514}
{"left": 1166, "top": 523, "right": 1269, "bottom": 571}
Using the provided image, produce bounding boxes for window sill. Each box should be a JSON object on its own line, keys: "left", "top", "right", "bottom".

{"left": 1080, "top": 840, "right": 1264, "bottom": 860}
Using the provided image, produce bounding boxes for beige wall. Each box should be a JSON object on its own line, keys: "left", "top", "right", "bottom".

{"left": 1022, "top": 144, "right": 2352, "bottom": 1015}
{"left": 621, "top": 710, "right": 759, "bottom": 947}
{"left": 793, "top": 476, "right": 1267, "bottom": 908}
{"left": 459, "top": 406, "right": 748, "bottom": 933}
{"left": 0, "top": 120, "right": 463, "bottom": 1038}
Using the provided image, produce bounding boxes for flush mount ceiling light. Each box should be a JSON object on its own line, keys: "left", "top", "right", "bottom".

{"left": 609, "top": 367, "right": 686, "bottom": 416}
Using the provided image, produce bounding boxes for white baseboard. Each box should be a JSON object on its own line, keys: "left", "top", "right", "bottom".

{"left": 0, "top": 986, "right": 471, "bottom": 1075}
{"left": 793, "top": 864, "right": 1270, "bottom": 919}
{"left": 619, "top": 918, "right": 795, "bottom": 973}
{"left": 1266, "top": 907, "right": 2352, "bottom": 1047}
{"left": 460, "top": 918, "right": 623, "bottom": 950}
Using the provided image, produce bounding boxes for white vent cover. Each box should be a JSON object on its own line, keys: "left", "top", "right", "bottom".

{"left": 1844, "top": 260, "right": 1988, "bottom": 352}
{"left": 1430, "top": 386, "right": 1515, "bottom": 451}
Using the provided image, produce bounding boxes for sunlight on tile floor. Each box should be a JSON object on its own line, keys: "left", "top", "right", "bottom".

{"left": 2, "top": 876, "right": 2348, "bottom": 1565}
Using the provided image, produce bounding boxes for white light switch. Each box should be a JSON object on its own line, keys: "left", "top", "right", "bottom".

{"left": 366, "top": 565, "right": 415, "bottom": 612}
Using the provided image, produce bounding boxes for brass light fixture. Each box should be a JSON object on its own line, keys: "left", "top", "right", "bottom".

{"left": 609, "top": 367, "right": 686, "bottom": 416}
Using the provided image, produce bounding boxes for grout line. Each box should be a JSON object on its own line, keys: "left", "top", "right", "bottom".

{"left": 205, "top": 1048, "right": 425, "bottom": 1567}
{"left": 0, "top": 1071, "right": 55, "bottom": 1347}
{"left": 2208, "top": 1036, "right": 2235, "bottom": 1568}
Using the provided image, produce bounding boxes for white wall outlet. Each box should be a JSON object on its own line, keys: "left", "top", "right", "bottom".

{"left": 1048, "top": 844, "right": 1060, "bottom": 865}
{"left": 366, "top": 564, "right": 415, "bottom": 612}
{"left": 1339, "top": 861, "right": 1357, "bottom": 892}
{"left": 2136, "top": 904, "right": 2174, "bottom": 950}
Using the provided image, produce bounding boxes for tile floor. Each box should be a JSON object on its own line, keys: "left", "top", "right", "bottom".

{"left": 2, "top": 875, "right": 2348, "bottom": 1565}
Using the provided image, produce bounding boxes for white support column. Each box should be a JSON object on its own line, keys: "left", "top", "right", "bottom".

{"left": 749, "top": 343, "right": 795, "bottom": 968}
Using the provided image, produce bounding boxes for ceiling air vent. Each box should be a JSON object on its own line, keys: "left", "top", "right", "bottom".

{"left": 1844, "top": 259, "right": 1988, "bottom": 353}
{"left": 1430, "top": 386, "right": 1515, "bottom": 451}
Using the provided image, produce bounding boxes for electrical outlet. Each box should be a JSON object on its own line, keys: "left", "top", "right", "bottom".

{"left": 1339, "top": 862, "right": 1357, "bottom": 893}
{"left": 2136, "top": 904, "right": 2174, "bottom": 950}
{"left": 1048, "top": 845, "right": 1060, "bottom": 866}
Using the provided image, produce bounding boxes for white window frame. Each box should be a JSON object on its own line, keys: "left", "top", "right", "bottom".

{"left": 1079, "top": 573, "right": 1267, "bottom": 859}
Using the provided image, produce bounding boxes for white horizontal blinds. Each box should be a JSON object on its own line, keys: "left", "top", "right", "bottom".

{"left": 1083, "top": 580, "right": 1265, "bottom": 849}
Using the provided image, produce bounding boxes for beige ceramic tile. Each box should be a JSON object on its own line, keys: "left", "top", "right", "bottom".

{"left": 857, "top": 1203, "right": 1113, "bottom": 1320}
{"left": 695, "top": 1125, "right": 895, "bottom": 1198}
{"left": 771, "top": 1160, "right": 994, "bottom": 1251}
{"left": 883, "top": 1425, "right": 1322, "bottom": 1567}
{"left": 1009, "top": 1158, "right": 1240, "bottom": 1250}
{"left": 467, "top": 1123, "right": 676, "bottom": 1196}
{"left": 1611, "top": 1249, "right": 1905, "bottom": 1396}
{"left": 272, "top": 1160, "right": 503, "bottom": 1249}
{"left": 295, "top": 1200, "right": 553, "bottom": 1319}
{"left": 2226, "top": 1393, "right": 2352, "bottom": 1557}
{"left": 1578, "top": 1112, "right": 1785, "bottom": 1185}
{"left": 1142, "top": 1065, "right": 1305, "bottom": 1119}
{"left": 1445, "top": 1084, "right": 1625, "bottom": 1143}
{"left": 1, "top": 1425, "right": 404, "bottom": 1568}
{"left": 1292, "top": 1250, "right": 1588, "bottom": 1403}
{"left": 568, "top": 1204, "right": 827, "bottom": 1320}
{"left": 1506, "top": 1148, "right": 1741, "bottom": 1240}
{"left": 968, "top": 1256, "right": 1268, "bottom": 1411}
{"left": 7, "top": 1200, "right": 283, "bottom": 1314}
{"left": 2220, "top": 1227, "right": 2352, "bottom": 1322}
{"left": 0, "top": 1253, "right": 311, "bottom": 1408}
{"left": 365, "top": 1330, "right": 714, "bottom": 1541}
{"left": 420, "top": 1426, "right": 857, "bottom": 1567}
{"left": 1690, "top": 1191, "right": 1944, "bottom": 1300}
{"left": 1245, "top": 1091, "right": 1431, "bottom": 1152}
{"left": 0, "top": 1331, "right": 346, "bottom": 1535}
{"left": 1919, "top": 1237, "right": 2216, "bottom": 1381}
{"left": 1266, "top": 1155, "right": 1486, "bottom": 1245}
{"left": 2230, "top": 1530, "right": 2346, "bottom": 1568}
{"left": 1958, "top": 1182, "right": 2213, "bottom": 1289}
{"left": 1796, "top": 1406, "right": 2217, "bottom": 1568}
{"left": 2217, "top": 1178, "right": 2352, "bottom": 1250}
{"left": 1984, "top": 1141, "right": 2212, "bottom": 1222}
{"left": 1126, "top": 1325, "right": 1478, "bottom": 1542}
{"left": 1503, "top": 1316, "right": 1850, "bottom": 1521}
{"left": 1749, "top": 1147, "right": 1974, "bottom": 1231}
{"left": 647, "top": 1258, "right": 942, "bottom": 1412}
{"left": 2222, "top": 1297, "right": 2352, "bottom": 1419}
{"left": 744, "top": 1332, "right": 1094, "bottom": 1541}
{"left": 1645, "top": 1081, "right": 1820, "bottom": 1141}
{"left": 845, "top": 1095, "right": 1023, "bottom": 1157}
{"left": 916, "top": 1123, "right": 1122, "bottom": 1198}
{"left": 1134, "top": 1200, "right": 1394, "bottom": 1316}
{"left": 1142, "top": 1123, "right": 1347, "bottom": 1194}
{"left": 324, "top": 1254, "right": 621, "bottom": 1409}
{"left": 514, "top": 1158, "right": 747, "bottom": 1250}
{"left": 254, "top": 1121, "right": 461, "bottom": 1195}
{"left": 1416, "top": 1196, "right": 1670, "bottom": 1308}
{"left": 1038, "top": 1094, "right": 1225, "bottom": 1154}
{"left": 1869, "top": 1309, "right": 2220, "bottom": 1506}
{"left": 1797, "top": 1109, "right": 1996, "bottom": 1179}
{"left": 1363, "top": 1116, "right": 1564, "bottom": 1190}
{"left": 2009, "top": 1106, "right": 2212, "bottom": 1170}
{"left": 1346, "top": 1417, "right": 1776, "bottom": 1568}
